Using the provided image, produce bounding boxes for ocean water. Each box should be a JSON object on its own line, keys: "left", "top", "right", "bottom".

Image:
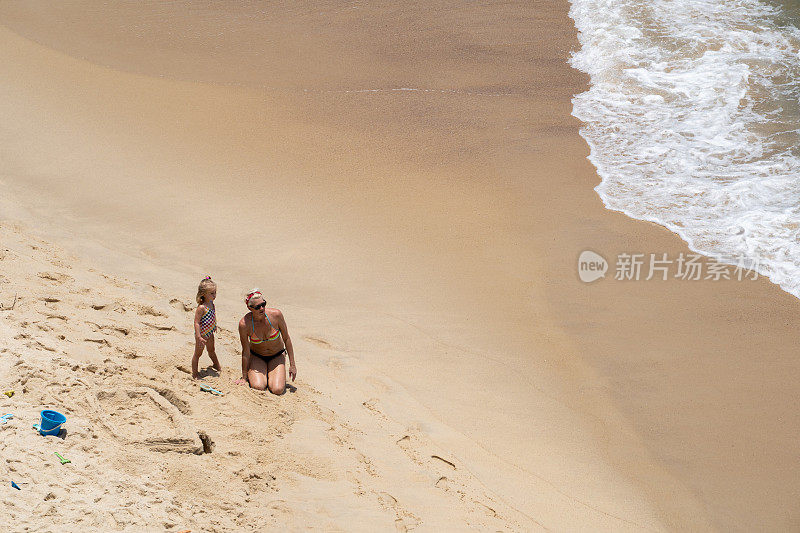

{"left": 569, "top": 0, "right": 800, "bottom": 297}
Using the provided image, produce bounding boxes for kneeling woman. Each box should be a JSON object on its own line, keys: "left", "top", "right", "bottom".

{"left": 236, "top": 289, "right": 297, "bottom": 394}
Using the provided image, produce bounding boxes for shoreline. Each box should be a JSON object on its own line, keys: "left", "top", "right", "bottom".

{"left": 2, "top": 0, "right": 799, "bottom": 529}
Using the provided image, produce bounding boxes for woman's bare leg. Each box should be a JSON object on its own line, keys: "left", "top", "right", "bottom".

{"left": 247, "top": 354, "right": 269, "bottom": 390}
{"left": 267, "top": 353, "right": 287, "bottom": 395}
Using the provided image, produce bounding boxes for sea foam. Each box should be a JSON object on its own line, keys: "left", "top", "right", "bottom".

{"left": 569, "top": 0, "right": 800, "bottom": 297}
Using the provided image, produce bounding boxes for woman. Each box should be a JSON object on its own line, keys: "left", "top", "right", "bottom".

{"left": 235, "top": 289, "right": 297, "bottom": 394}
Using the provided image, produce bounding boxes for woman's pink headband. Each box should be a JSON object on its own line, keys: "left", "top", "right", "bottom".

{"left": 245, "top": 291, "right": 263, "bottom": 304}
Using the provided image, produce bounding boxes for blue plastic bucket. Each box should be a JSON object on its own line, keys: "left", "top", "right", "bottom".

{"left": 39, "top": 410, "right": 66, "bottom": 436}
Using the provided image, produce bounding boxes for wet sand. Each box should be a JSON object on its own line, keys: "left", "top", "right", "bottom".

{"left": 0, "top": 1, "right": 798, "bottom": 530}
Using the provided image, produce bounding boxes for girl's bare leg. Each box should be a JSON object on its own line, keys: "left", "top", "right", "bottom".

{"left": 206, "top": 335, "right": 221, "bottom": 371}
{"left": 191, "top": 339, "right": 204, "bottom": 379}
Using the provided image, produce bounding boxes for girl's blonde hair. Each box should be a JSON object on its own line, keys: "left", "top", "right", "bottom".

{"left": 196, "top": 276, "right": 217, "bottom": 305}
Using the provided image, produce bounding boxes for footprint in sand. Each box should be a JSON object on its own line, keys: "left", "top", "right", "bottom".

{"left": 265, "top": 499, "right": 292, "bottom": 520}
{"left": 240, "top": 470, "right": 278, "bottom": 495}
{"left": 325, "top": 427, "right": 350, "bottom": 448}
{"left": 358, "top": 453, "right": 378, "bottom": 477}
{"left": 49, "top": 258, "right": 73, "bottom": 269}
{"left": 365, "top": 376, "right": 390, "bottom": 393}
{"left": 115, "top": 347, "right": 138, "bottom": 359}
{"left": 0, "top": 292, "right": 17, "bottom": 310}
{"left": 327, "top": 357, "right": 344, "bottom": 376}
{"left": 395, "top": 435, "right": 422, "bottom": 464}
{"left": 169, "top": 298, "right": 194, "bottom": 312}
{"left": 37, "top": 271, "right": 74, "bottom": 284}
{"left": 29, "top": 340, "right": 57, "bottom": 352}
{"left": 83, "top": 337, "right": 110, "bottom": 347}
{"left": 136, "top": 304, "right": 168, "bottom": 317}
{"left": 106, "top": 325, "right": 130, "bottom": 336}
{"left": 85, "top": 322, "right": 130, "bottom": 337}
{"left": 99, "top": 273, "right": 131, "bottom": 289}
{"left": 396, "top": 434, "right": 503, "bottom": 522}
{"left": 375, "top": 492, "right": 420, "bottom": 532}
{"left": 304, "top": 335, "right": 334, "bottom": 349}
{"left": 362, "top": 398, "right": 389, "bottom": 423}
{"left": 431, "top": 455, "right": 457, "bottom": 469}
{"left": 396, "top": 433, "right": 458, "bottom": 471}
{"left": 141, "top": 321, "right": 175, "bottom": 332}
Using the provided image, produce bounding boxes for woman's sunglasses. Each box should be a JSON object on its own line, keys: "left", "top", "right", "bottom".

{"left": 250, "top": 302, "right": 267, "bottom": 310}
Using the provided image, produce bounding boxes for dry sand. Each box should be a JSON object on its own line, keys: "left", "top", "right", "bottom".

{"left": 0, "top": 221, "right": 529, "bottom": 530}
{"left": 1, "top": 1, "right": 798, "bottom": 531}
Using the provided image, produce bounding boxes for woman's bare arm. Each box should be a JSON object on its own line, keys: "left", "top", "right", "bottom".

{"left": 238, "top": 319, "right": 251, "bottom": 382}
{"left": 274, "top": 310, "right": 296, "bottom": 380}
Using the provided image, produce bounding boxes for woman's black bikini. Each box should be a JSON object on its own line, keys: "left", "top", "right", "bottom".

{"left": 250, "top": 347, "right": 286, "bottom": 363}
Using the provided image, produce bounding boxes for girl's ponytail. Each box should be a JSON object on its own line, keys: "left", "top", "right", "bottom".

{"left": 196, "top": 276, "right": 216, "bottom": 305}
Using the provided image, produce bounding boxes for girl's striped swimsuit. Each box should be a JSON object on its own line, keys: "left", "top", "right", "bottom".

{"left": 199, "top": 302, "right": 217, "bottom": 339}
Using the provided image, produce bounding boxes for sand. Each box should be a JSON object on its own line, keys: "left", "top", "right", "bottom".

{"left": 0, "top": 221, "right": 529, "bottom": 530}
{"left": 1, "top": 1, "right": 798, "bottom": 531}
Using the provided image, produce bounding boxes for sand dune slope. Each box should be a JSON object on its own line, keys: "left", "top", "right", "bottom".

{"left": 0, "top": 220, "right": 529, "bottom": 531}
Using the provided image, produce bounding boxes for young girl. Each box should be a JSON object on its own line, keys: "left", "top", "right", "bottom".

{"left": 192, "top": 276, "right": 222, "bottom": 379}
